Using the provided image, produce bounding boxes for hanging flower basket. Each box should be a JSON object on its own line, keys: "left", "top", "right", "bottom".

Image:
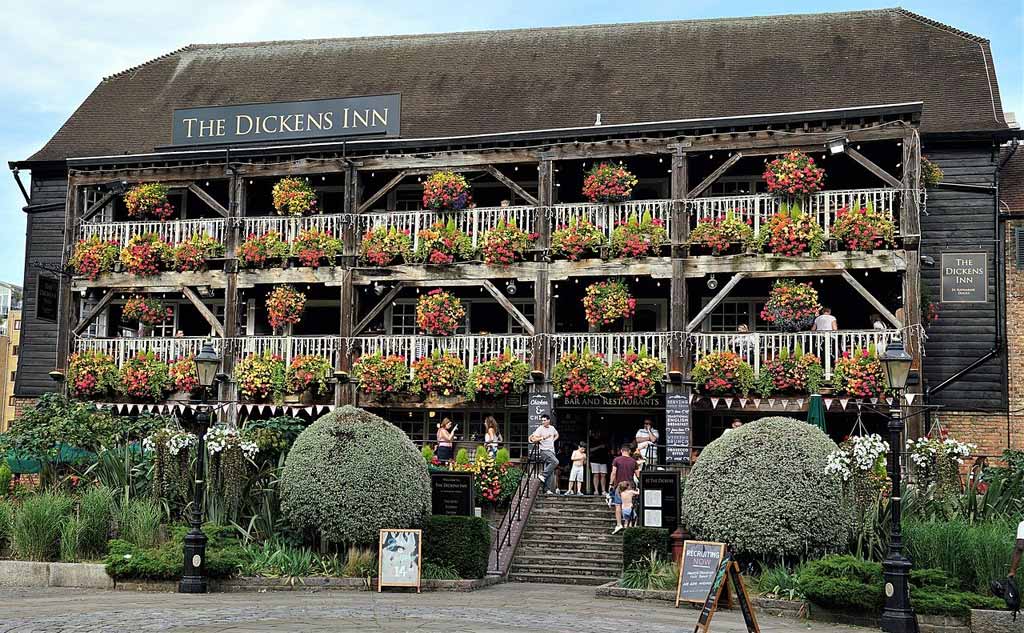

{"left": 689, "top": 212, "right": 754, "bottom": 256}
{"left": 754, "top": 348, "right": 824, "bottom": 396}
{"left": 763, "top": 151, "right": 825, "bottom": 195}
{"left": 832, "top": 204, "right": 896, "bottom": 252}
{"left": 412, "top": 350, "right": 468, "bottom": 397}
{"left": 416, "top": 289, "right": 465, "bottom": 335}
{"left": 353, "top": 353, "right": 409, "bottom": 396}
{"left": 123, "top": 295, "right": 172, "bottom": 326}
{"left": 826, "top": 434, "right": 891, "bottom": 518}
{"left": 168, "top": 356, "right": 200, "bottom": 395}
{"left": 907, "top": 431, "right": 974, "bottom": 499}
{"left": 610, "top": 349, "right": 665, "bottom": 398}
{"left": 832, "top": 347, "right": 886, "bottom": 399}
{"left": 480, "top": 219, "right": 537, "bottom": 265}
{"left": 551, "top": 219, "right": 605, "bottom": 261}
{"left": 70, "top": 237, "right": 120, "bottom": 280}
{"left": 553, "top": 349, "right": 612, "bottom": 397}
{"left": 120, "top": 233, "right": 173, "bottom": 276}
{"left": 414, "top": 220, "right": 475, "bottom": 264}
{"left": 610, "top": 211, "right": 667, "bottom": 258}
{"left": 583, "top": 280, "right": 636, "bottom": 327}
{"left": 239, "top": 231, "right": 290, "bottom": 269}
{"left": 286, "top": 354, "right": 333, "bottom": 396}
{"left": 125, "top": 183, "right": 175, "bottom": 220}
{"left": 67, "top": 349, "right": 120, "bottom": 399}
{"left": 119, "top": 351, "right": 172, "bottom": 402}
{"left": 465, "top": 351, "right": 530, "bottom": 399}
{"left": 266, "top": 285, "right": 306, "bottom": 331}
{"left": 272, "top": 177, "right": 318, "bottom": 216}
{"left": 206, "top": 425, "right": 259, "bottom": 460}
{"left": 754, "top": 204, "right": 824, "bottom": 257}
{"left": 582, "top": 162, "right": 638, "bottom": 203}
{"left": 759, "top": 279, "right": 822, "bottom": 332}
{"left": 173, "top": 233, "right": 224, "bottom": 272}
{"left": 291, "top": 229, "right": 342, "bottom": 268}
{"left": 422, "top": 171, "right": 472, "bottom": 211}
{"left": 921, "top": 157, "right": 943, "bottom": 187}
{"left": 691, "top": 351, "right": 755, "bottom": 395}
{"left": 234, "top": 352, "right": 286, "bottom": 403}
{"left": 360, "top": 226, "right": 413, "bottom": 266}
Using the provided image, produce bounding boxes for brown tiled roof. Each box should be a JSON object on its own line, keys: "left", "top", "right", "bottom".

{"left": 26, "top": 8, "right": 1008, "bottom": 162}
{"left": 1001, "top": 145, "right": 1024, "bottom": 211}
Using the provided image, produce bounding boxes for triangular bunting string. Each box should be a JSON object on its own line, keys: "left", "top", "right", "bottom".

{"left": 839, "top": 398, "right": 849, "bottom": 410}
{"left": 688, "top": 393, "right": 694, "bottom": 404}
{"left": 752, "top": 398, "right": 761, "bottom": 407}
{"left": 710, "top": 397, "right": 720, "bottom": 409}
{"left": 768, "top": 398, "right": 776, "bottom": 408}
{"left": 905, "top": 393, "right": 916, "bottom": 406}
{"left": 796, "top": 398, "right": 804, "bottom": 409}
{"left": 739, "top": 398, "right": 748, "bottom": 408}
{"left": 725, "top": 397, "right": 734, "bottom": 408}
{"left": 824, "top": 398, "right": 834, "bottom": 409}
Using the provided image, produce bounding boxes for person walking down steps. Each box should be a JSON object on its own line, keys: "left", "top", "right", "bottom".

{"left": 530, "top": 414, "right": 559, "bottom": 495}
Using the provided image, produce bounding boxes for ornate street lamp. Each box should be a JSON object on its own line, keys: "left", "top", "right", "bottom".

{"left": 879, "top": 341, "right": 917, "bottom": 633}
{"left": 179, "top": 340, "right": 220, "bottom": 594}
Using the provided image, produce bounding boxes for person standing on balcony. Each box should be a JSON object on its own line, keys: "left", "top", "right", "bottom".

{"left": 869, "top": 314, "right": 886, "bottom": 330}
{"left": 812, "top": 307, "right": 838, "bottom": 331}
{"left": 529, "top": 414, "right": 559, "bottom": 495}
{"left": 635, "top": 418, "right": 659, "bottom": 465}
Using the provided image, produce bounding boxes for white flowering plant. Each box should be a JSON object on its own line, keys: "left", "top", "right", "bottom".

{"left": 907, "top": 435, "right": 975, "bottom": 469}
{"left": 205, "top": 425, "right": 259, "bottom": 460}
{"left": 825, "top": 434, "right": 889, "bottom": 482}
{"left": 143, "top": 427, "right": 197, "bottom": 456}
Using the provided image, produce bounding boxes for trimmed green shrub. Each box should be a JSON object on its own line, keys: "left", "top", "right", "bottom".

{"left": 280, "top": 406, "right": 431, "bottom": 545}
{"left": 494, "top": 448, "right": 510, "bottom": 467}
{"left": 12, "top": 493, "right": 73, "bottom": 561}
{"left": 0, "top": 462, "right": 11, "bottom": 496}
{"left": 682, "top": 417, "right": 846, "bottom": 559}
{"left": 421, "top": 445, "right": 434, "bottom": 463}
{"left": 78, "top": 486, "right": 114, "bottom": 558}
{"left": 474, "top": 445, "right": 487, "bottom": 462}
{"left": 59, "top": 516, "right": 84, "bottom": 562}
{"left": 119, "top": 498, "right": 162, "bottom": 548}
{"left": 422, "top": 515, "right": 490, "bottom": 579}
{"left": 796, "top": 555, "right": 884, "bottom": 612}
{"left": 104, "top": 524, "right": 242, "bottom": 580}
{"left": 455, "top": 448, "right": 469, "bottom": 465}
{"left": 622, "top": 527, "right": 670, "bottom": 569}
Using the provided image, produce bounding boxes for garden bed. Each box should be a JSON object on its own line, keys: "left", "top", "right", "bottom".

{"left": 116, "top": 575, "right": 503, "bottom": 593}
{"left": 594, "top": 580, "right": 677, "bottom": 603}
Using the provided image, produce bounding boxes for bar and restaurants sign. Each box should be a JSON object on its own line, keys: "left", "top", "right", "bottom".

{"left": 171, "top": 94, "right": 401, "bottom": 146}
{"left": 940, "top": 252, "right": 987, "bottom": 303}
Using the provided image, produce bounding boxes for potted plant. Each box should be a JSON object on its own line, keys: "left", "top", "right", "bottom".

{"left": 753, "top": 203, "right": 825, "bottom": 257}
{"left": 759, "top": 279, "right": 822, "bottom": 332}
{"left": 582, "top": 162, "right": 638, "bottom": 203}
{"left": 921, "top": 157, "right": 943, "bottom": 187}
{"left": 763, "top": 151, "right": 825, "bottom": 195}
{"left": 480, "top": 219, "right": 537, "bottom": 265}
{"left": 266, "top": 285, "right": 306, "bottom": 332}
{"left": 234, "top": 352, "right": 286, "bottom": 403}
{"left": 832, "top": 203, "right": 896, "bottom": 252}
{"left": 907, "top": 431, "right": 975, "bottom": 498}
{"left": 689, "top": 212, "right": 754, "bottom": 256}
{"left": 173, "top": 233, "right": 225, "bottom": 272}
{"left": 583, "top": 280, "right": 636, "bottom": 328}
{"left": 754, "top": 348, "right": 824, "bottom": 396}
{"left": 119, "top": 351, "right": 172, "bottom": 402}
{"left": 411, "top": 350, "right": 468, "bottom": 397}
{"left": 124, "top": 183, "right": 175, "bottom": 220}
{"left": 285, "top": 354, "right": 333, "bottom": 403}
{"left": 825, "top": 434, "right": 891, "bottom": 516}
{"left": 168, "top": 355, "right": 200, "bottom": 401}
{"left": 120, "top": 233, "right": 173, "bottom": 276}
{"left": 416, "top": 289, "right": 465, "bottom": 335}
{"left": 609, "top": 211, "right": 667, "bottom": 258}
{"left": 464, "top": 351, "right": 530, "bottom": 399}
{"left": 691, "top": 351, "right": 755, "bottom": 395}
{"left": 352, "top": 353, "right": 409, "bottom": 396}
{"left": 66, "top": 349, "right": 120, "bottom": 399}
{"left": 610, "top": 349, "right": 665, "bottom": 397}
{"left": 422, "top": 171, "right": 472, "bottom": 211}
{"left": 122, "top": 295, "right": 172, "bottom": 333}
{"left": 832, "top": 347, "right": 886, "bottom": 399}
{"left": 360, "top": 226, "right": 413, "bottom": 266}
{"left": 553, "top": 349, "right": 612, "bottom": 397}
{"left": 414, "top": 220, "right": 475, "bottom": 264}
{"left": 291, "top": 228, "right": 342, "bottom": 268}
{"left": 239, "top": 231, "right": 290, "bottom": 269}
{"left": 70, "top": 236, "right": 120, "bottom": 280}
{"left": 272, "top": 177, "right": 318, "bottom": 216}
{"left": 550, "top": 218, "right": 605, "bottom": 261}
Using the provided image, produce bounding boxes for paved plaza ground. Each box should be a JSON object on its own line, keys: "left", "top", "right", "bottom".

{"left": 0, "top": 582, "right": 867, "bottom": 633}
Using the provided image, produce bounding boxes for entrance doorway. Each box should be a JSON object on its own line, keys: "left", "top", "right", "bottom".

{"left": 552, "top": 408, "right": 664, "bottom": 494}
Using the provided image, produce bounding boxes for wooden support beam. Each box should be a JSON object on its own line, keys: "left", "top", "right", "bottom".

{"left": 537, "top": 160, "right": 554, "bottom": 249}
{"left": 56, "top": 179, "right": 82, "bottom": 372}
{"left": 481, "top": 165, "right": 539, "bottom": 206}
{"left": 353, "top": 281, "right": 405, "bottom": 335}
{"left": 685, "top": 272, "right": 748, "bottom": 332}
{"left": 180, "top": 285, "right": 225, "bottom": 337}
{"left": 844, "top": 147, "right": 903, "bottom": 189}
{"left": 840, "top": 271, "right": 901, "bottom": 327}
{"left": 480, "top": 280, "right": 535, "bottom": 336}
{"left": 532, "top": 269, "right": 550, "bottom": 373}
{"left": 72, "top": 290, "right": 116, "bottom": 336}
{"left": 358, "top": 170, "right": 408, "bottom": 213}
{"left": 80, "top": 189, "right": 118, "bottom": 222}
{"left": 687, "top": 152, "right": 743, "bottom": 199}
{"left": 670, "top": 259, "right": 687, "bottom": 374}
{"left": 187, "top": 183, "right": 229, "bottom": 217}
{"left": 670, "top": 150, "right": 689, "bottom": 247}
{"left": 900, "top": 131, "right": 922, "bottom": 240}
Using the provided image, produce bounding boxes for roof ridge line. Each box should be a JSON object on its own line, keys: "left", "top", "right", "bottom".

{"left": 893, "top": 7, "right": 990, "bottom": 43}
{"left": 102, "top": 44, "right": 197, "bottom": 82}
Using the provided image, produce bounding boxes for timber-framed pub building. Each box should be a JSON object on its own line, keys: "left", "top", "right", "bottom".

{"left": 9, "top": 8, "right": 1020, "bottom": 468}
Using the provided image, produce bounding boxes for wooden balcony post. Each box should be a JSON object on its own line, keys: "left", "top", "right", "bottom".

{"left": 55, "top": 178, "right": 83, "bottom": 376}
{"left": 337, "top": 269, "right": 354, "bottom": 406}
{"left": 537, "top": 161, "right": 553, "bottom": 250}
{"left": 343, "top": 163, "right": 359, "bottom": 257}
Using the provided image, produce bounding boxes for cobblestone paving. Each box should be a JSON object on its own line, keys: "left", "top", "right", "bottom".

{"left": 0, "top": 583, "right": 867, "bottom": 633}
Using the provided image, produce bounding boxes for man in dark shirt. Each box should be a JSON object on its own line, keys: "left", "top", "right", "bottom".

{"left": 609, "top": 445, "right": 638, "bottom": 534}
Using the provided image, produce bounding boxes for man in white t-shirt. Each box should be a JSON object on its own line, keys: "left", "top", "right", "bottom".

{"left": 529, "top": 414, "right": 559, "bottom": 494}
{"left": 812, "top": 307, "right": 838, "bottom": 332}
{"left": 635, "top": 418, "right": 659, "bottom": 465}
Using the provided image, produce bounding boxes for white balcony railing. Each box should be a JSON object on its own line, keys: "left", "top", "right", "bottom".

{"left": 354, "top": 206, "right": 536, "bottom": 250}
{"left": 549, "top": 199, "right": 673, "bottom": 244}
{"left": 547, "top": 332, "right": 674, "bottom": 366}
{"left": 79, "top": 218, "right": 226, "bottom": 246}
{"left": 73, "top": 336, "right": 217, "bottom": 366}
{"left": 241, "top": 214, "right": 349, "bottom": 241}
{"left": 689, "top": 329, "right": 903, "bottom": 379}
{"left": 228, "top": 336, "right": 344, "bottom": 368}
{"left": 689, "top": 188, "right": 901, "bottom": 238}
{"left": 348, "top": 334, "right": 531, "bottom": 370}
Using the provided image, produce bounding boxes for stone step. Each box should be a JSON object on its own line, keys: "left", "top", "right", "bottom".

{"left": 521, "top": 529, "right": 624, "bottom": 542}
{"left": 526, "top": 516, "right": 617, "bottom": 528}
{"left": 507, "top": 572, "right": 617, "bottom": 586}
{"left": 516, "top": 543, "right": 622, "bottom": 556}
{"left": 511, "top": 564, "right": 621, "bottom": 579}
{"left": 512, "top": 554, "right": 622, "bottom": 568}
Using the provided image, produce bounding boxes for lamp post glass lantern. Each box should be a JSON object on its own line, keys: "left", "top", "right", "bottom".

{"left": 879, "top": 341, "right": 918, "bottom": 633}
{"left": 179, "top": 340, "right": 220, "bottom": 594}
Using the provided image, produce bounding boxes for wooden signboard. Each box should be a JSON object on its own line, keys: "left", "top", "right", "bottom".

{"left": 676, "top": 540, "right": 726, "bottom": 605}
{"left": 690, "top": 555, "right": 760, "bottom": 633}
{"left": 430, "top": 471, "right": 474, "bottom": 516}
{"left": 377, "top": 529, "right": 422, "bottom": 592}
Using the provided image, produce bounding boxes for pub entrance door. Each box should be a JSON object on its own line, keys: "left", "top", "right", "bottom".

{"left": 554, "top": 408, "right": 664, "bottom": 494}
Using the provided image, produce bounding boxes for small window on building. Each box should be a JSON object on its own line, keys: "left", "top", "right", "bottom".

{"left": 13, "top": 320, "right": 20, "bottom": 331}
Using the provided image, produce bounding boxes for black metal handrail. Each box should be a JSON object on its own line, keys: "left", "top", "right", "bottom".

{"left": 491, "top": 444, "right": 541, "bottom": 573}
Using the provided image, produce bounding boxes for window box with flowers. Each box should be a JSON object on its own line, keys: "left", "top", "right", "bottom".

{"left": 759, "top": 279, "right": 822, "bottom": 332}
{"left": 763, "top": 151, "right": 825, "bottom": 196}
{"left": 754, "top": 348, "right": 824, "bottom": 397}
{"left": 689, "top": 212, "right": 754, "bottom": 256}
{"left": 691, "top": 351, "right": 755, "bottom": 396}
{"left": 550, "top": 218, "right": 605, "bottom": 261}
{"left": 352, "top": 353, "right": 409, "bottom": 397}
{"left": 832, "top": 203, "right": 896, "bottom": 252}
{"left": 285, "top": 354, "right": 333, "bottom": 404}
{"left": 119, "top": 233, "right": 173, "bottom": 276}
{"left": 610, "top": 349, "right": 665, "bottom": 398}
{"left": 582, "top": 162, "right": 638, "bottom": 203}
{"left": 272, "top": 177, "right": 318, "bottom": 216}
{"left": 413, "top": 220, "right": 475, "bottom": 265}
{"left": 480, "top": 219, "right": 537, "bottom": 265}
{"left": 70, "top": 236, "right": 120, "bottom": 280}
{"left": 832, "top": 347, "right": 886, "bottom": 399}
{"left": 416, "top": 289, "right": 465, "bottom": 335}
{"left": 234, "top": 352, "right": 286, "bottom": 403}
{"left": 412, "top": 350, "right": 468, "bottom": 398}
{"left": 610, "top": 211, "right": 667, "bottom": 259}
{"left": 553, "top": 349, "right": 612, "bottom": 397}
{"left": 239, "top": 231, "right": 290, "bottom": 269}
{"left": 291, "top": 228, "right": 342, "bottom": 268}
{"left": 67, "top": 349, "right": 120, "bottom": 399}
{"left": 124, "top": 183, "right": 175, "bottom": 220}
{"left": 168, "top": 355, "right": 200, "bottom": 401}
{"left": 119, "top": 351, "right": 172, "bottom": 402}
{"left": 266, "top": 285, "right": 306, "bottom": 333}
{"left": 422, "top": 171, "right": 472, "bottom": 211}
{"left": 753, "top": 204, "right": 825, "bottom": 257}
{"left": 122, "top": 295, "right": 172, "bottom": 333}
{"left": 172, "top": 233, "right": 225, "bottom": 272}
{"left": 583, "top": 280, "right": 636, "bottom": 328}
{"left": 360, "top": 226, "right": 413, "bottom": 266}
{"left": 465, "top": 351, "right": 530, "bottom": 400}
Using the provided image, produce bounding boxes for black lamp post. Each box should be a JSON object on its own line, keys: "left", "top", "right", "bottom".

{"left": 878, "top": 340, "right": 917, "bottom": 633}
{"left": 178, "top": 340, "right": 221, "bottom": 594}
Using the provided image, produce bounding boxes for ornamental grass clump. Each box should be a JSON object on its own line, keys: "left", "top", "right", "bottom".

{"left": 464, "top": 352, "right": 530, "bottom": 399}
{"left": 832, "top": 203, "right": 896, "bottom": 252}
{"left": 119, "top": 351, "right": 172, "bottom": 402}
{"left": 172, "top": 232, "right": 224, "bottom": 271}
{"left": 234, "top": 352, "right": 286, "bottom": 403}
{"left": 550, "top": 218, "right": 605, "bottom": 261}
{"left": 583, "top": 280, "right": 636, "bottom": 327}
{"left": 691, "top": 351, "right": 754, "bottom": 396}
{"left": 411, "top": 350, "right": 468, "bottom": 397}
{"left": 416, "top": 289, "right": 465, "bottom": 335}
{"left": 266, "top": 285, "right": 306, "bottom": 331}
{"left": 582, "top": 162, "right": 638, "bottom": 203}
{"left": 360, "top": 226, "right": 413, "bottom": 266}
{"left": 553, "top": 349, "right": 612, "bottom": 397}
{"left": 422, "top": 171, "right": 472, "bottom": 211}
{"left": 120, "top": 233, "right": 173, "bottom": 276}
{"left": 610, "top": 211, "right": 667, "bottom": 258}
{"left": 124, "top": 183, "right": 174, "bottom": 220}
{"left": 610, "top": 350, "right": 665, "bottom": 398}
{"left": 11, "top": 493, "right": 73, "bottom": 561}
{"left": 70, "top": 236, "right": 120, "bottom": 280}
{"left": 682, "top": 417, "right": 846, "bottom": 559}
{"left": 414, "top": 220, "right": 475, "bottom": 264}
{"left": 122, "top": 295, "right": 172, "bottom": 326}
{"left": 291, "top": 229, "right": 342, "bottom": 268}
{"left": 272, "top": 177, "right": 318, "bottom": 216}
{"left": 352, "top": 353, "right": 409, "bottom": 396}
{"left": 286, "top": 354, "right": 333, "bottom": 396}
{"left": 480, "top": 219, "right": 537, "bottom": 265}
{"left": 763, "top": 151, "right": 825, "bottom": 195}
{"left": 239, "top": 231, "right": 289, "bottom": 268}
{"left": 754, "top": 203, "right": 825, "bottom": 257}
{"left": 689, "top": 212, "right": 754, "bottom": 256}
{"left": 832, "top": 347, "right": 886, "bottom": 399}
{"left": 67, "top": 349, "right": 120, "bottom": 399}
{"left": 759, "top": 278, "right": 822, "bottom": 332}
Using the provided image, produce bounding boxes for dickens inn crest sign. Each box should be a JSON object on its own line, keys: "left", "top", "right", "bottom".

{"left": 172, "top": 94, "right": 401, "bottom": 146}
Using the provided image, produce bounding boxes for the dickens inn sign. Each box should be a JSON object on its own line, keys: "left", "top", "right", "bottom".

{"left": 172, "top": 94, "right": 401, "bottom": 146}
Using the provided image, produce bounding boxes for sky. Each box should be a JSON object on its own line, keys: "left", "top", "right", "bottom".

{"left": 1, "top": 0, "right": 1021, "bottom": 288}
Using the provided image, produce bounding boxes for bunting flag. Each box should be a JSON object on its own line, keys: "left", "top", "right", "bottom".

{"left": 304, "top": 406, "right": 314, "bottom": 415}
{"left": 885, "top": 397, "right": 894, "bottom": 406}
{"left": 739, "top": 398, "right": 748, "bottom": 408}
{"left": 768, "top": 398, "right": 776, "bottom": 408}
{"left": 796, "top": 398, "right": 804, "bottom": 409}
{"left": 710, "top": 397, "right": 720, "bottom": 409}
{"left": 839, "top": 398, "right": 850, "bottom": 410}
{"left": 725, "top": 397, "right": 734, "bottom": 408}
{"left": 824, "top": 398, "right": 834, "bottom": 410}
{"left": 688, "top": 393, "right": 694, "bottom": 404}
{"left": 870, "top": 397, "right": 878, "bottom": 405}
{"left": 905, "top": 393, "right": 916, "bottom": 405}
{"left": 752, "top": 398, "right": 761, "bottom": 408}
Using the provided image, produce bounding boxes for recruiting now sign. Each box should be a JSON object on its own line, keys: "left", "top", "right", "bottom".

{"left": 940, "top": 252, "right": 988, "bottom": 303}
{"left": 171, "top": 94, "right": 401, "bottom": 146}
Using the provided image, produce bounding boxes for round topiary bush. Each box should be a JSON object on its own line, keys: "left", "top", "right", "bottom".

{"left": 682, "top": 416, "right": 846, "bottom": 559}
{"left": 280, "top": 405, "right": 431, "bottom": 545}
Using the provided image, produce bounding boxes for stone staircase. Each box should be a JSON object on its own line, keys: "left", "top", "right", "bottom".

{"left": 508, "top": 493, "right": 624, "bottom": 585}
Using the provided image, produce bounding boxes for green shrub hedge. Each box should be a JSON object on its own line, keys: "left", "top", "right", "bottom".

{"left": 622, "top": 527, "right": 669, "bottom": 569}
{"left": 422, "top": 515, "right": 490, "bottom": 579}
{"left": 104, "top": 524, "right": 243, "bottom": 580}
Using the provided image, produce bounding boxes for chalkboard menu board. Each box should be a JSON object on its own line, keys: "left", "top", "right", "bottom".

{"left": 528, "top": 391, "right": 553, "bottom": 429}
{"left": 728, "top": 562, "right": 760, "bottom": 632}
{"left": 676, "top": 540, "right": 725, "bottom": 605}
{"left": 639, "top": 471, "right": 680, "bottom": 532}
{"left": 430, "top": 472, "right": 474, "bottom": 516}
{"left": 665, "top": 392, "right": 691, "bottom": 463}
{"left": 36, "top": 274, "right": 58, "bottom": 323}
{"left": 695, "top": 554, "right": 731, "bottom": 628}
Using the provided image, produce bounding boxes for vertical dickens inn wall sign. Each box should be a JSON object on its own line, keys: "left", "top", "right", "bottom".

{"left": 171, "top": 94, "right": 401, "bottom": 146}
{"left": 940, "top": 253, "right": 988, "bottom": 303}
